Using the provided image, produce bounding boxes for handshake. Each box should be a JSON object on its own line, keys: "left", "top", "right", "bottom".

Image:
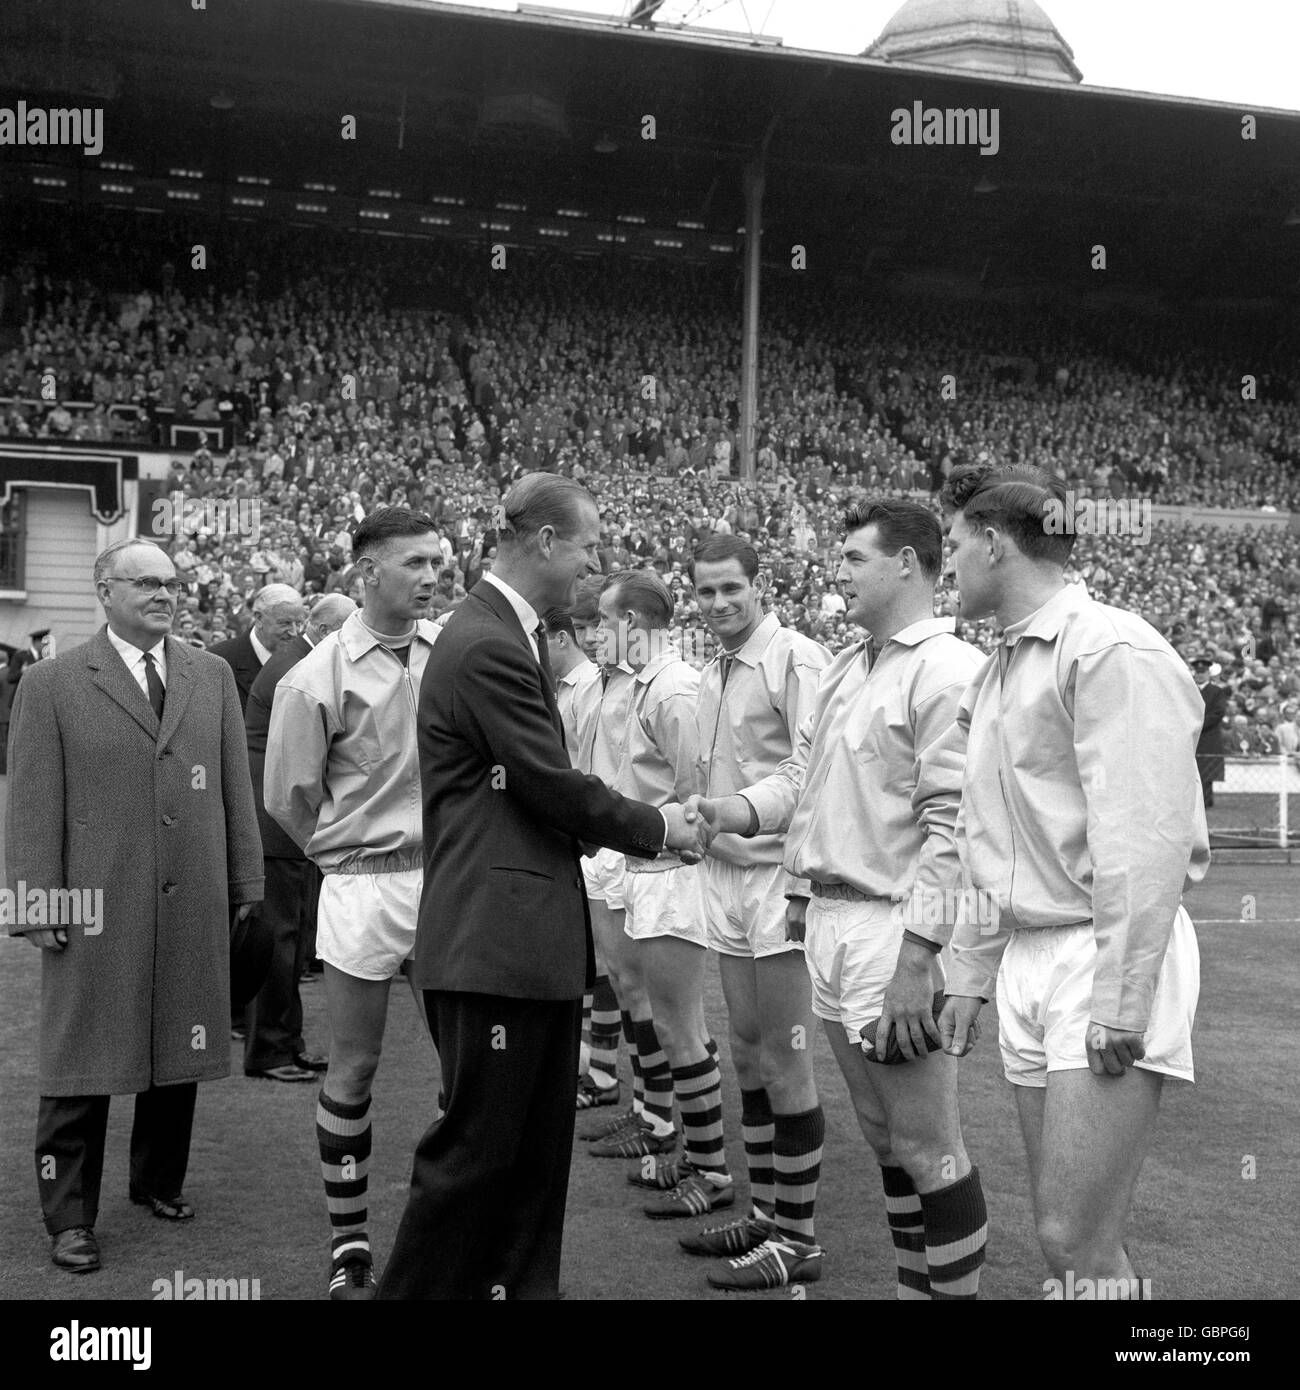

{"left": 660, "top": 794, "right": 755, "bottom": 864}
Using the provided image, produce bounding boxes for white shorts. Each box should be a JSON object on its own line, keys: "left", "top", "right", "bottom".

{"left": 995, "top": 906, "right": 1199, "bottom": 1088}
{"left": 623, "top": 864, "right": 707, "bottom": 947}
{"left": 316, "top": 867, "right": 422, "bottom": 981}
{"left": 702, "top": 858, "right": 801, "bottom": 959}
{"left": 805, "top": 894, "right": 943, "bottom": 1047}
{"left": 582, "top": 846, "right": 626, "bottom": 911}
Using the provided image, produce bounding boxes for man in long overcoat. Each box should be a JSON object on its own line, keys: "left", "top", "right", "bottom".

{"left": 5, "top": 537, "right": 263, "bottom": 1274}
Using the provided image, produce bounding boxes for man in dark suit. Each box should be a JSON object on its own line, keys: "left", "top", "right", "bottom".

{"left": 210, "top": 583, "right": 308, "bottom": 713}
{"left": 6, "top": 538, "right": 262, "bottom": 1274}
{"left": 5, "top": 628, "right": 53, "bottom": 691}
{"left": 242, "top": 593, "right": 357, "bottom": 1083}
{"left": 213, "top": 581, "right": 309, "bottom": 1039}
{"left": 377, "top": 474, "right": 710, "bottom": 1300}
{"left": 1190, "top": 652, "right": 1227, "bottom": 808}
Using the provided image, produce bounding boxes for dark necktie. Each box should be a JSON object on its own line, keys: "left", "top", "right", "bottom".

{"left": 535, "top": 624, "right": 554, "bottom": 687}
{"left": 142, "top": 651, "right": 166, "bottom": 721}
{"left": 720, "top": 654, "right": 736, "bottom": 692}
{"left": 600, "top": 668, "right": 611, "bottom": 693}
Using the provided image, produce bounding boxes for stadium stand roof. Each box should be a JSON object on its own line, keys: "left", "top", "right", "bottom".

{"left": 2, "top": 0, "right": 1298, "bottom": 298}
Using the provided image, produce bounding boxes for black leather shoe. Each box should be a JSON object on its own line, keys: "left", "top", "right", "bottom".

{"left": 248, "top": 1063, "right": 318, "bottom": 1083}
{"left": 129, "top": 1186, "right": 195, "bottom": 1220}
{"left": 51, "top": 1226, "right": 100, "bottom": 1273}
{"left": 294, "top": 1051, "right": 329, "bottom": 1072}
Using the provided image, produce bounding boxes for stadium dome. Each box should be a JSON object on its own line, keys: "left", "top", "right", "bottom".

{"left": 865, "top": 0, "right": 1083, "bottom": 83}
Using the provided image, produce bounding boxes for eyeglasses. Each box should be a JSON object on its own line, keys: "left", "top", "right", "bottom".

{"left": 106, "top": 576, "right": 190, "bottom": 596}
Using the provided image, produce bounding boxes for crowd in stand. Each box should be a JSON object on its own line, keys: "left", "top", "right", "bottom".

{"left": 3, "top": 204, "right": 1300, "bottom": 755}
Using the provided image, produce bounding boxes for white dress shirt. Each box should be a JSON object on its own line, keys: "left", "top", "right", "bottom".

{"left": 483, "top": 571, "right": 541, "bottom": 659}
{"left": 249, "top": 628, "right": 274, "bottom": 667}
{"left": 106, "top": 627, "right": 167, "bottom": 700}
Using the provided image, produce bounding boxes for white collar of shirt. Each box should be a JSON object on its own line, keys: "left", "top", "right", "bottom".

{"left": 483, "top": 572, "right": 542, "bottom": 656}
{"left": 106, "top": 627, "right": 167, "bottom": 690}
{"left": 249, "top": 629, "right": 274, "bottom": 666}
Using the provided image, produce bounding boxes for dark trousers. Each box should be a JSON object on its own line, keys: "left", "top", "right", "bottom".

{"left": 35, "top": 1083, "right": 198, "bottom": 1235}
{"left": 244, "top": 857, "right": 320, "bottom": 1072}
{"left": 376, "top": 991, "right": 582, "bottom": 1300}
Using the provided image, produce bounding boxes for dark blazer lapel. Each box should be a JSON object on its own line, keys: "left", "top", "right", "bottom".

{"left": 469, "top": 580, "right": 563, "bottom": 733}
{"left": 84, "top": 629, "right": 160, "bottom": 741}
{"left": 157, "top": 637, "right": 198, "bottom": 748}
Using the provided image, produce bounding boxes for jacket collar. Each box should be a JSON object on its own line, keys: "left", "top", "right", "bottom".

{"left": 1001, "top": 581, "right": 1088, "bottom": 649}
{"left": 712, "top": 611, "right": 780, "bottom": 670}
{"left": 337, "top": 610, "right": 439, "bottom": 662}
{"left": 84, "top": 628, "right": 198, "bottom": 744}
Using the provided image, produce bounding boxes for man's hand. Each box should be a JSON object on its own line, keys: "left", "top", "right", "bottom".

{"left": 877, "top": 941, "right": 942, "bottom": 1061}
{"left": 938, "top": 994, "right": 983, "bottom": 1057}
{"left": 662, "top": 802, "right": 713, "bottom": 862}
{"left": 785, "top": 896, "right": 808, "bottom": 944}
{"left": 1085, "top": 1022, "right": 1146, "bottom": 1077}
{"left": 233, "top": 902, "right": 258, "bottom": 923}
{"left": 682, "top": 793, "right": 753, "bottom": 836}
{"left": 23, "top": 928, "right": 67, "bottom": 951}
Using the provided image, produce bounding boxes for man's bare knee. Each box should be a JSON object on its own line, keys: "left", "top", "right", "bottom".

{"left": 327, "top": 1046, "right": 382, "bottom": 1103}
{"left": 758, "top": 1039, "right": 816, "bottom": 1112}
{"left": 1036, "top": 1211, "right": 1094, "bottom": 1278}
{"left": 856, "top": 1112, "right": 892, "bottom": 1158}
{"left": 729, "top": 1029, "right": 761, "bottom": 1087}
{"left": 890, "top": 1128, "right": 967, "bottom": 1190}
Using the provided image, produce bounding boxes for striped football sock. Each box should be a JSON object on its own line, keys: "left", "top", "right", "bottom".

{"left": 622, "top": 1011, "right": 645, "bottom": 1115}
{"left": 632, "top": 1017, "right": 675, "bottom": 1136}
{"left": 772, "top": 1105, "right": 824, "bottom": 1244}
{"left": 741, "top": 1086, "right": 776, "bottom": 1219}
{"left": 671, "top": 1047, "right": 729, "bottom": 1177}
{"left": 316, "top": 1091, "right": 372, "bottom": 1269}
{"left": 920, "top": 1166, "right": 988, "bottom": 1299}
{"left": 881, "top": 1164, "right": 931, "bottom": 1299}
{"left": 589, "top": 975, "right": 621, "bottom": 1088}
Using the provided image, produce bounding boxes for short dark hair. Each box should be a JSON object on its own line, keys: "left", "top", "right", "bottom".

{"left": 352, "top": 505, "right": 437, "bottom": 561}
{"left": 841, "top": 498, "right": 943, "bottom": 580}
{"left": 941, "top": 463, "right": 1074, "bottom": 564}
{"left": 498, "top": 474, "right": 595, "bottom": 546}
{"left": 569, "top": 578, "right": 604, "bottom": 625}
{"left": 689, "top": 536, "right": 759, "bottom": 584}
{"left": 542, "top": 607, "right": 576, "bottom": 641}
{"left": 604, "top": 569, "right": 674, "bottom": 628}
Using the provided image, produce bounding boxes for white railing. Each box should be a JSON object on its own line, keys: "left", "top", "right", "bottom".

{"left": 1213, "top": 755, "right": 1300, "bottom": 848}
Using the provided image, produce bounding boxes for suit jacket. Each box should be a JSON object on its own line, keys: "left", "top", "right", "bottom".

{"left": 5, "top": 629, "right": 263, "bottom": 1094}
{"left": 210, "top": 629, "right": 264, "bottom": 713}
{"left": 1195, "top": 680, "right": 1227, "bottom": 779}
{"left": 412, "top": 579, "right": 664, "bottom": 1001}
{"left": 245, "top": 634, "right": 312, "bottom": 860}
